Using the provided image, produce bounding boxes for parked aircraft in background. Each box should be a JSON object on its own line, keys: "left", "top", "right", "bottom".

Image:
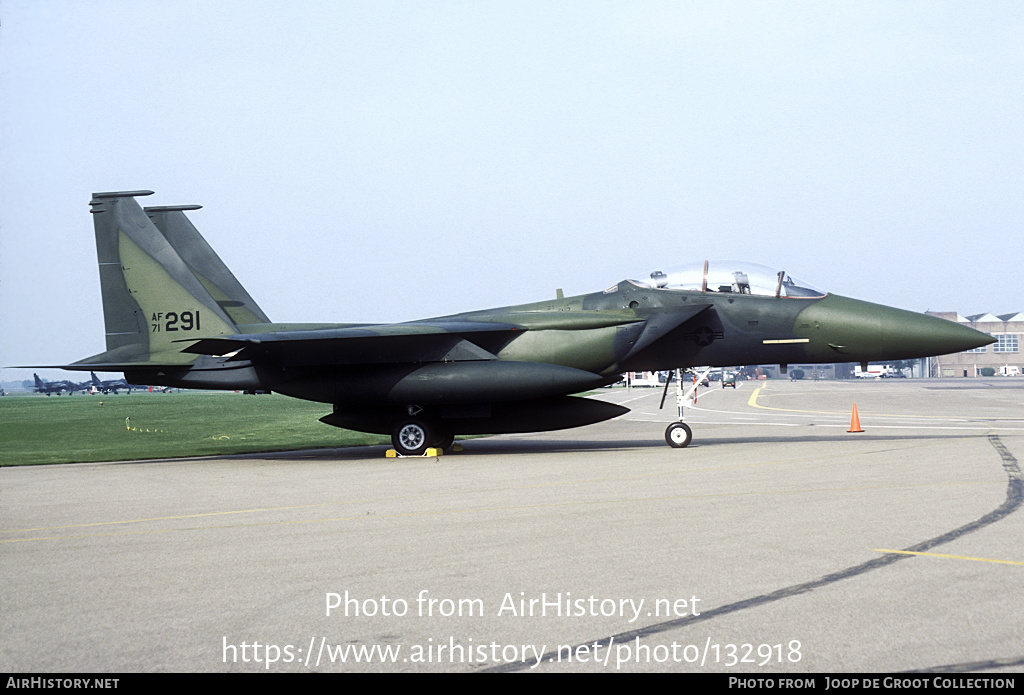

{"left": 33, "top": 373, "right": 76, "bottom": 396}
{"left": 90, "top": 372, "right": 131, "bottom": 394}
{"left": 36, "top": 190, "right": 995, "bottom": 454}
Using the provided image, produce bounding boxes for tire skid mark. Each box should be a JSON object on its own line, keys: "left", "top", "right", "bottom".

{"left": 483, "top": 434, "right": 1022, "bottom": 673}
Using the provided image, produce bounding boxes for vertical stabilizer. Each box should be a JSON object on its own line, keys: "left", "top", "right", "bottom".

{"left": 145, "top": 205, "right": 271, "bottom": 325}
{"left": 88, "top": 191, "right": 237, "bottom": 365}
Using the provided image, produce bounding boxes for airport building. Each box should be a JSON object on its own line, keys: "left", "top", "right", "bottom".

{"left": 927, "top": 312, "right": 1024, "bottom": 377}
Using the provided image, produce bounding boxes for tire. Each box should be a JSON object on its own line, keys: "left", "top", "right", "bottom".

{"left": 665, "top": 422, "right": 692, "bottom": 448}
{"left": 392, "top": 420, "right": 433, "bottom": 456}
{"left": 433, "top": 432, "right": 455, "bottom": 452}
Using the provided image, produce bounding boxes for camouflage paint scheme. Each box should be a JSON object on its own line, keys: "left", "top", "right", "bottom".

{"left": 54, "top": 190, "right": 993, "bottom": 454}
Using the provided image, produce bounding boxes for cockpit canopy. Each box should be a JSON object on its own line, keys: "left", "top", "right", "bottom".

{"left": 632, "top": 261, "right": 825, "bottom": 298}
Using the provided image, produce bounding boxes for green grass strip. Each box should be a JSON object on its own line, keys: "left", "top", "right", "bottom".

{"left": 0, "top": 392, "right": 387, "bottom": 466}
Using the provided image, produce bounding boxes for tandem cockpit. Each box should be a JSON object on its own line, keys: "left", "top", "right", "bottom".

{"left": 630, "top": 261, "right": 826, "bottom": 298}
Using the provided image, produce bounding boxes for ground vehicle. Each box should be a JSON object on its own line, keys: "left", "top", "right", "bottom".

{"left": 722, "top": 374, "right": 737, "bottom": 388}
{"left": 854, "top": 365, "right": 893, "bottom": 378}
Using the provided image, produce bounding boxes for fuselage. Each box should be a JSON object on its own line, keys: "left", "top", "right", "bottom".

{"left": 138, "top": 280, "right": 991, "bottom": 411}
{"left": 451, "top": 281, "right": 988, "bottom": 376}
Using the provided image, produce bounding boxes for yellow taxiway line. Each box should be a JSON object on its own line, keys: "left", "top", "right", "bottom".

{"left": 874, "top": 549, "right": 1024, "bottom": 566}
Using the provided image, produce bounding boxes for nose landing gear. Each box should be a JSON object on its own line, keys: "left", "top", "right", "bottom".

{"left": 660, "top": 366, "right": 712, "bottom": 448}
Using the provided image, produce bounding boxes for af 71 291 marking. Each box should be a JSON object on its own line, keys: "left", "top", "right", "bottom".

{"left": 151, "top": 310, "right": 201, "bottom": 333}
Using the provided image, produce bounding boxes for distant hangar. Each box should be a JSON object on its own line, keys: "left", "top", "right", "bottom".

{"left": 928, "top": 312, "right": 1023, "bottom": 377}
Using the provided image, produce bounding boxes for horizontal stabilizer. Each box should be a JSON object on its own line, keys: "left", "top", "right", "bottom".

{"left": 14, "top": 344, "right": 192, "bottom": 372}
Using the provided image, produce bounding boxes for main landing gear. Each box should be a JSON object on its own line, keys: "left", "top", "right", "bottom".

{"left": 392, "top": 420, "right": 433, "bottom": 456}
{"left": 390, "top": 410, "right": 455, "bottom": 457}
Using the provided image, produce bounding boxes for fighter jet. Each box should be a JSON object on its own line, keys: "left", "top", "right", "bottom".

{"left": 47, "top": 190, "right": 993, "bottom": 454}
{"left": 90, "top": 371, "right": 130, "bottom": 394}
{"left": 33, "top": 373, "right": 75, "bottom": 396}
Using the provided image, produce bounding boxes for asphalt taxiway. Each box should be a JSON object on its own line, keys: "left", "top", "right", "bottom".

{"left": 2, "top": 378, "right": 1022, "bottom": 673}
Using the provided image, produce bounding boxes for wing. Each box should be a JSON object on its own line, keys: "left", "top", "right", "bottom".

{"left": 179, "top": 320, "right": 526, "bottom": 366}
{"left": 178, "top": 310, "right": 653, "bottom": 367}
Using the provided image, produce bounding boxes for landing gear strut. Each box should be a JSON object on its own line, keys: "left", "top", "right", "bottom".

{"left": 660, "top": 366, "right": 712, "bottom": 448}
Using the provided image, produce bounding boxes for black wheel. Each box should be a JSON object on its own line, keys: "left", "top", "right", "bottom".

{"left": 665, "top": 422, "right": 692, "bottom": 448}
{"left": 392, "top": 420, "right": 433, "bottom": 456}
{"left": 433, "top": 432, "right": 455, "bottom": 452}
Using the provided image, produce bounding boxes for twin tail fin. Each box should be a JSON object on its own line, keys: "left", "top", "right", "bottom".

{"left": 71, "top": 190, "right": 268, "bottom": 371}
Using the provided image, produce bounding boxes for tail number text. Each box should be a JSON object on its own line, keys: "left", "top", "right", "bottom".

{"left": 152, "top": 311, "right": 201, "bottom": 333}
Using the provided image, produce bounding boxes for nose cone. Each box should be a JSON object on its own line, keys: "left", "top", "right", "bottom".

{"left": 880, "top": 308, "right": 995, "bottom": 358}
{"left": 796, "top": 295, "right": 996, "bottom": 362}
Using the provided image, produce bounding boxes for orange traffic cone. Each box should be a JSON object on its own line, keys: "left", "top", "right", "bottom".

{"left": 847, "top": 404, "right": 864, "bottom": 433}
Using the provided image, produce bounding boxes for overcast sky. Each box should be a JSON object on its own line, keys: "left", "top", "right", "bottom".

{"left": 2, "top": 1, "right": 1022, "bottom": 380}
